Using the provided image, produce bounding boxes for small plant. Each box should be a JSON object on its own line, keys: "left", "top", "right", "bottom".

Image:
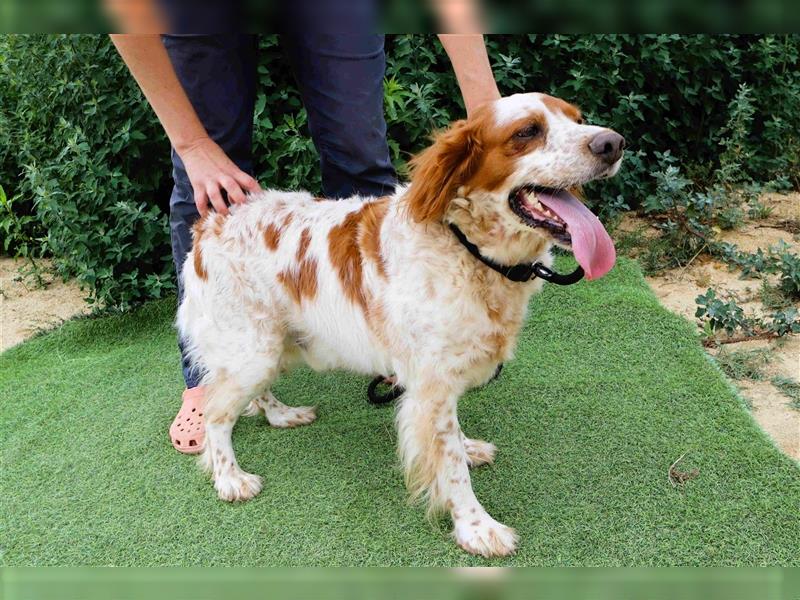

{"left": 714, "top": 241, "right": 800, "bottom": 305}
{"left": 771, "top": 376, "right": 800, "bottom": 408}
{"left": 0, "top": 184, "right": 35, "bottom": 256}
{"left": 695, "top": 288, "right": 750, "bottom": 336}
{"left": 720, "top": 245, "right": 778, "bottom": 279}
{"left": 760, "top": 281, "right": 793, "bottom": 310}
{"left": 767, "top": 307, "right": 800, "bottom": 336}
{"left": 696, "top": 286, "right": 800, "bottom": 342}
{"left": 715, "top": 84, "right": 756, "bottom": 189}
{"left": 0, "top": 183, "right": 46, "bottom": 288}
{"left": 776, "top": 248, "right": 800, "bottom": 299}
{"left": 747, "top": 198, "right": 774, "bottom": 220}
{"left": 715, "top": 347, "right": 771, "bottom": 380}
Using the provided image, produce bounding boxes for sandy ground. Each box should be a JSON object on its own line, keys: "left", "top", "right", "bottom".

{"left": 0, "top": 257, "right": 91, "bottom": 352}
{"left": 620, "top": 192, "right": 800, "bottom": 459}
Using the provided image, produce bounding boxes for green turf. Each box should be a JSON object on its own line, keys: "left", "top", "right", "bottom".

{"left": 2, "top": 258, "right": 799, "bottom": 566}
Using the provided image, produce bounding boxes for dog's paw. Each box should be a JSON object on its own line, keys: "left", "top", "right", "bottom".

{"left": 266, "top": 405, "right": 317, "bottom": 429}
{"left": 464, "top": 438, "right": 496, "bottom": 468}
{"left": 214, "top": 468, "right": 263, "bottom": 502}
{"left": 453, "top": 513, "right": 518, "bottom": 558}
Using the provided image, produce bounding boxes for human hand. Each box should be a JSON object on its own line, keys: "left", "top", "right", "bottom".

{"left": 177, "top": 137, "right": 261, "bottom": 216}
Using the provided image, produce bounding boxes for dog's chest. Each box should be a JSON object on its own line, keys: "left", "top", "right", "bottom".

{"left": 410, "top": 269, "right": 538, "bottom": 369}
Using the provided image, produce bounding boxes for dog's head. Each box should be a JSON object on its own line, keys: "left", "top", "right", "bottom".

{"left": 405, "top": 92, "right": 624, "bottom": 280}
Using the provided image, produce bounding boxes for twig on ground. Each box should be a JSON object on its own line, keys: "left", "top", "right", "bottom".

{"left": 702, "top": 331, "right": 779, "bottom": 347}
{"left": 676, "top": 244, "right": 707, "bottom": 281}
{"left": 668, "top": 453, "right": 686, "bottom": 488}
{"left": 668, "top": 452, "right": 699, "bottom": 488}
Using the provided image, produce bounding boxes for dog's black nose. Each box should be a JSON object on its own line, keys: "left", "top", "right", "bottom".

{"left": 588, "top": 130, "right": 625, "bottom": 165}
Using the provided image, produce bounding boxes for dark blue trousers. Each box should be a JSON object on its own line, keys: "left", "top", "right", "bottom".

{"left": 163, "top": 34, "right": 396, "bottom": 388}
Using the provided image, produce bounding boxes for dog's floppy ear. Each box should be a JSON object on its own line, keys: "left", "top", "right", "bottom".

{"left": 405, "top": 118, "right": 482, "bottom": 223}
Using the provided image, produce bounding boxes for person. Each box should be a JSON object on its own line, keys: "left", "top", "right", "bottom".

{"left": 109, "top": 4, "right": 500, "bottom": 453}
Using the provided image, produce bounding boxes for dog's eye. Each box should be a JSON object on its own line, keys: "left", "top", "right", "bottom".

{"left": 514, "top": 125, "right": 541, "bottom": 139}
{"left": 576, "top": 118, "right": 584, "bottom": 125}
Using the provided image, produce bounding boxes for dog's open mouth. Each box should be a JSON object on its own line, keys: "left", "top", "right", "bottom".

{"left": 508, "top": 184, "right": 617, "bottom": 280}
{"left": 510, "top": 185, "right": 572, "bottom": 245}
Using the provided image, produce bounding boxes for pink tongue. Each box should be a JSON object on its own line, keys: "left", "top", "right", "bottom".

{"left": 537, "top": 189, "right": 616, "bottom": 280}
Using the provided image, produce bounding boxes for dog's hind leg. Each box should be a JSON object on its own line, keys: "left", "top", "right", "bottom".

{"left": 201, "top": 348, "right": 282, "bottom": 502}
{"left": 396, "top": 377, "right": 517, "bottom": 558}
{"left": 246, "top": 391, "right": 317, "bottom": 428}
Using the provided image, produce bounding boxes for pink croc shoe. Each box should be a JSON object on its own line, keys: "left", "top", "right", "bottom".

{"left": 170, "top": 386, "right": 206, "bottom": 454}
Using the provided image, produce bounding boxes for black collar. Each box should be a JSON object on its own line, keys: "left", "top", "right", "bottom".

{"left": 448, "top": 223, "right": 585, "bottom": 286}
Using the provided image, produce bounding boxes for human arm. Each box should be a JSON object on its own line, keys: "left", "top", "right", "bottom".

{"left": 109, "top": 33, "right": 260, "bottom": 215}
{"left": 438, "top": 34, "right": 501, "bottom": 118}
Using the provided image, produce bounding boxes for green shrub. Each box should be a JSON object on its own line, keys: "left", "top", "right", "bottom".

{"left": 695, "top": 287, "right": 800, "bottom": 340}
{"left": 2, "top": 34, "right": 800, "bottom": 307}
{"left": 695, "top": 288, "right": 750, "bottom": 336}
{"left": 0, "top": 35, "right": 173, "bottom": 308}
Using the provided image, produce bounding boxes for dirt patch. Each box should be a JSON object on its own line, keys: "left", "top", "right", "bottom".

{"left": 638, "top": 192, "right": 800, "bottom": 460}
{"left": 0, "top": 256, "right": 91, "bottom": 352}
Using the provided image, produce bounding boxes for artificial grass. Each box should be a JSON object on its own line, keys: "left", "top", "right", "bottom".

{"left": 1, "top": 257, "right": 799, "bottom": 566}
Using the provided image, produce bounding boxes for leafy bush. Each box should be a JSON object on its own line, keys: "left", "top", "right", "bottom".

{"left": 695, "top": 288, "right": 749, "bottom": 336}
{"left": 776, "top": 250, "right": 800, "bottom": 299}
{"left": 0, "top": 35, "right": 174, "bottom": 308}
{"left": 635, "top": 83, "right": 791, "bottom": 273}
{"left": 717, "top": 240, "right": 800, "bottom": 302}
{"left": 2, "top": 34, "right": 800, "bottom": 307}
{"left": 695, "top": 288, "right": 800, "bottom": 340}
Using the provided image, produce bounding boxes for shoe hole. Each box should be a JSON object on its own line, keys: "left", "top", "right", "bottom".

{"left": 191, "top": 408, "right": 196, "bottom": 412}
{"left": 199, "top": 413, "right": 203, "bottom": 417}
{"left": 189, "top": 440, "right": 197, "bottom": 447}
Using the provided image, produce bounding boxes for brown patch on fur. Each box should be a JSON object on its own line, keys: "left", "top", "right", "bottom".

{"left": 193, "top": 245, "right": 207, "bottom": 281}
{"left": 281, "top": 212, "right": 294, "bottom": 228}
{"left": 486, "top": 303, "right": 503, "bottom": 323}
{"left": 405, "top": 117, "right": 484, "bottom": 223}
{"left": 191, "top": 218, "right": 208, "bottom": 281}
{"left": 358, "top": 198, "right": 390, "bottom": 279}
{"left": 212, "top": 213, "right": 226, "bottom": 236}
{"left": 328, "top": 207, "right": 369, "bottom": 310}
{"left": 263, "top": 223, "right": 281, "bottom": 251}
{"left": 277, "top": 258, "right": 318, "bottom": 305}
{"left": 541, "top": 94, "right": 582, "bottom": 122}
{"left": 296, "top": 227, "right": 312, "bottom": 262}
{"left": 466, "top": 111, "right": 548, "bottom": 194}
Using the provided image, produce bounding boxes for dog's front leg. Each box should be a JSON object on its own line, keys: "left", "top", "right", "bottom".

{"left": 396, "top": 380, "right": 518, "bottom": 558}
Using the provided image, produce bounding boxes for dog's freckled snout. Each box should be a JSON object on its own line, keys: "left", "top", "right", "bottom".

{"left": 588, "top": 130, "right": 625, "bottom": 165}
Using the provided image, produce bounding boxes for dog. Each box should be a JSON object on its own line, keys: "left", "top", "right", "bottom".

{"left": 177, "top": 92, "right": 624, "bottom": 557}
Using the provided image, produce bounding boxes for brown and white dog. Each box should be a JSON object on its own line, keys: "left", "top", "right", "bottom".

{"left": 177, "top": 92, "right": 624, "bottom": 557}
